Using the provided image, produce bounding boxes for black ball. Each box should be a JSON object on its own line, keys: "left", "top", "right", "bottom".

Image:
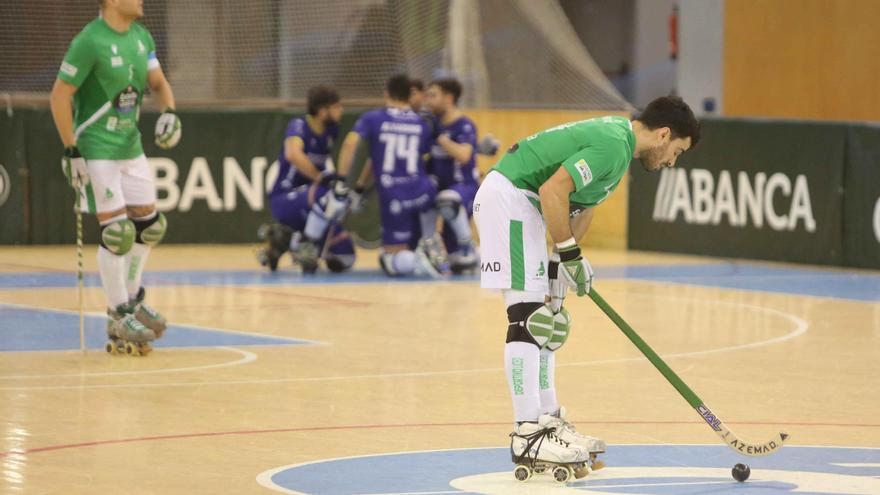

{"left": 732, "top": 463, "right": 750, "bottom": 482}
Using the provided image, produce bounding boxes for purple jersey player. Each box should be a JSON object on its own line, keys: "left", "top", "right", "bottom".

{"left": 425, "top": 78, "right": 480, "bottom": 273}
{"left": 259, "top": 86, "right": 355, "bottom": 274}
{"left": 336, "top": 74, "right": 447, "bottom": 277}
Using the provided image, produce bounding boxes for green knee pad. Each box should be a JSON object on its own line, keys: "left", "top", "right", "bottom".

{"left": 101, "top": 219, "right": 136, "bottom": 255}
{"left": 525, "top": 304, "right": 557, "bottom": 349}
{"left": 544, "top": 307, "right": 572, "bottom": 351}
{"left": 140, "top": 212, "right": 167, "bottom": 246}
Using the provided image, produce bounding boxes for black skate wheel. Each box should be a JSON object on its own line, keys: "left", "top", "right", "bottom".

{"left": 105, "top": 341, "right": 115, "bottom": 354}
{"left": 513, "top": 465, "right": 532, "bottom": 482}
{"left": 552, "top": 465, "right": 572, "bottom": 483}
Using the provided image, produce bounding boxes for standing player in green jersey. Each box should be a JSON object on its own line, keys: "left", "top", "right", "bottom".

{"left": 50, "top": 0, "right": 181, "bottom": 354}
{"left": 474, "top": 96, "right": 700, "bottom": 475}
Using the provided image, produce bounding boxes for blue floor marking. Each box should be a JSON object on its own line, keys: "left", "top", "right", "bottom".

{"left": 0, "top": 305, "right": 314, "bottom": 352}
{"left": 1, "top": 262, "right": 878, "bottom": 301}
{"left": 266, "top": 445, "right": 880, "bottom": 495}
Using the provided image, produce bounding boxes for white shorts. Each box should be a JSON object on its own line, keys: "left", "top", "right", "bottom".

{"left": 78, "top": 154, "right": 156, "bottom": 214}
{"left": 474, "top": 171, "right": 549, "bottom": 292}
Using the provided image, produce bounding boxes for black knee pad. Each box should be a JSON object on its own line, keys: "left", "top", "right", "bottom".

{"left": 505, "top": 302, "right": 545, "bottom": 347}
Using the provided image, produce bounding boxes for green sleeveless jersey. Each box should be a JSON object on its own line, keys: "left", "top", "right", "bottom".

{"left": 58, "top": 18, "right": 158, "bottom": 160}
{"left": 493, "top": 116, "right": 635, "bottom": 209}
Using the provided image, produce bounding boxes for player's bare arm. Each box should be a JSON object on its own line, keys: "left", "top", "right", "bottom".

{"left": 49, "top": 78, "right": 78, "bottom": 147}
{"left": 336, "top": 132, "right": 360, "bottom": 178}
{"left": 147, "top": 67, "right": 175, "bottom": 111}
{"left": 538, "top": 166, "right": 577, "bottom": 244}
{"left": 570, "top": 207, "right": 594, "bottom": 242}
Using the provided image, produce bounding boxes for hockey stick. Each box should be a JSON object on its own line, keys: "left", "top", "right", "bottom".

{"left": 589, "top": 288, "right": 788, "bottom": 457}
{"left": 74, "top": 185, "right": 86, "bottom": 354}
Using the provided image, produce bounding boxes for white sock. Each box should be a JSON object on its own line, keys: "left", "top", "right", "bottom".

{"left": 97, "top": 246, "right": 130, "bottom": 309}
{"left": 539, "top": 348, "right": 559, "bottom": 415}
{"left": 125, "top": 243, "right": 150, "bottom": 300}
{"left": 419, "top": 208, "right": 439, "bottom": 238}
{"left": 505, "top": 341, "right": 541, "bottom": 423}
{"left": 448, "top": 206, "right": 473, "bottom": 247}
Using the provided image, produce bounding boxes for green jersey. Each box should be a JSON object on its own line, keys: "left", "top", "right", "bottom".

{"left": 493, "top": 116, "right": 635, "bottom": 209}
{"left": 58, "top": 18, "right": 158, "bottom": 160}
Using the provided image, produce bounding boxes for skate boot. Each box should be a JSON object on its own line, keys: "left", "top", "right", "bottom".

{"left": 130, "top": 287, "right": 167, "bottom": 339}
{"left": 256, "top": 223, "right": 292, "bottom": 272}
{"left": 105, "top": 304, "right": 156, "bottom": 356}
{"left": 414, "top": 234, "right": 449, "bottom": 277}
{"left": 509, "top": 414, "right": 590, "bottom": 483}
{"left": 545, "top": 406, "right": 607, "bottom": 471}
{"left": 449, "top": 242, "right": 479, "bottom": 274}
{"left": 292, "top": 238, "right": 320, "bottom": 274}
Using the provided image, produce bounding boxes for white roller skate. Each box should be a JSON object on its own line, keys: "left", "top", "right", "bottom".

{"left": 414, "top": 234, "right": 449, "bottom": 277}
{"left": 105, "top": 304, "right": 156, "bottom": 357}
{"left": 509, "top": 414, "right": 590, "bottom": 483}
{"left": 544, "top": 406, "right": 606, "bottom": 471}
{"left": 131, "top": 287, "right": 167, "bottom": 338}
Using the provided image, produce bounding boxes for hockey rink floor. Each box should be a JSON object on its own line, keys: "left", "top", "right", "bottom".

{"left": 1, "top": 245, "right": 879, "bottom": 494}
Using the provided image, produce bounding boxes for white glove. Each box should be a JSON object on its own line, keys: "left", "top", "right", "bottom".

{"left": 348, "top": 186, "right": 365, "bottom": 214}
{"left": 155, "top": 109, "right": 181, "bottom": 149}
{"left": 62, "top": 146, "right": 89, "bottom": 188}
{"left": 556, "top": 239, "right": 594, "bottom": 297}
{"left": 548, "top": 251, "right": 567, "bottom": 312}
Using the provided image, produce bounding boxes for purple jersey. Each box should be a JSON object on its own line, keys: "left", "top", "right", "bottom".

{"left": 270, "top": 116, "right": 338, "bottom": 196}
{"left": 429, "top": 116, "right": 479, "bottom": 189}
{"left": 352, "top": 107, "right": 432, "bottom": 193}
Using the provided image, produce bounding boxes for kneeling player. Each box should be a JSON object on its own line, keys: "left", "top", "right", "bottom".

{"left": 260, "top": 86, "right": 355, "bottom": 273}
{"left": 337, "top": 74, "right": 446, "bottom": 277}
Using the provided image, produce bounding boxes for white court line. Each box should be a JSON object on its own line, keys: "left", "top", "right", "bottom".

{"left": 0, "top": 292, "right": 808, "bottom": 391}
{"left": 0, "top": 346, "right": 256, "bottom": 379}
{"left": 0, "top": 301, "right": 326, "bottom": 347}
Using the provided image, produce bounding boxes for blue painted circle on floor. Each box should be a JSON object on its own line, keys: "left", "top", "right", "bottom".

{"left": 261, "top": 444, "right": 880, "bottom": 494}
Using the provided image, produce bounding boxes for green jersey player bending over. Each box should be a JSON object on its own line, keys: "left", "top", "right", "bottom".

{"left": 50, "top": 0, "right": 181, "bottom": 355}
{"left": 474, "top": 96, "right": 700, "bottom": 479}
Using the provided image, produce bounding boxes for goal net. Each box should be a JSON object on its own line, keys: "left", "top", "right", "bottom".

{"left": 0, "top": 0, "right": 631, "bottom": 110}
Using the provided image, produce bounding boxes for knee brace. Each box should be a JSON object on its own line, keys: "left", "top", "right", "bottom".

{"left": 436, "top": 189, "right": 463, "bottom": 222}
{"left": 133, "top": 212, "right": 167, "bottom": 246}
{"left": 544, "top": 307, "right": 572, "bottom": 352}
{"left": 506, "top": 302, "right": 556, "bottom": 348}
{"left": 100, "top": 219, "right": 136, "bottom": 255}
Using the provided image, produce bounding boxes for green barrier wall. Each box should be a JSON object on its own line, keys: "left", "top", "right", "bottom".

{"left": 629, "top": 118, "right": 879, "bottom": 269}
{"left": 0, "top": 107, "right": 372, "bottom": 245}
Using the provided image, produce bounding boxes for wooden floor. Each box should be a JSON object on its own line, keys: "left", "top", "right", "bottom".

{"left": 0, "top": 245, "right": 878, "bottom": 494}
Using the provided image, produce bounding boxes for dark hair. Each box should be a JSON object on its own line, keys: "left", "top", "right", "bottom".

{"left": 430, "top": 78, "right": 463, "bottom": 104}
{"left": 306, "top": 86, "right": 340, "bottom": 116}
{"left": 386, "top": 74, "right": 411, "bottom": 102}
{"left": 636, "top": 96, "right": 701, "bottom": 147}
{"left": 409, "top": 78, "right": 424, "bottom": 92}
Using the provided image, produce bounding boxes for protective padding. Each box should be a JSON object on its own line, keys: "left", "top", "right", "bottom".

{"left": 101, "top": 219, "right": 136, "bottom": 255}
{"left": 524, "top": 304, "right": 556, "bottom": 349}
{"left": 140, "top": 212, "right": 167, "bottom": 246}
{"left": 436, "top": 188, "right": 462, "bottom": 221}
{"left": 544, "top": 307, "right": 572, "bottom": 351}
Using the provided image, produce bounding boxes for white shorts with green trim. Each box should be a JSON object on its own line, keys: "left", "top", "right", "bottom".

{"left": 474, "top": 171, "right": 549, "bottom": 292}
{"left": 78, "top": 154, "right": 156, "bottom": 214}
